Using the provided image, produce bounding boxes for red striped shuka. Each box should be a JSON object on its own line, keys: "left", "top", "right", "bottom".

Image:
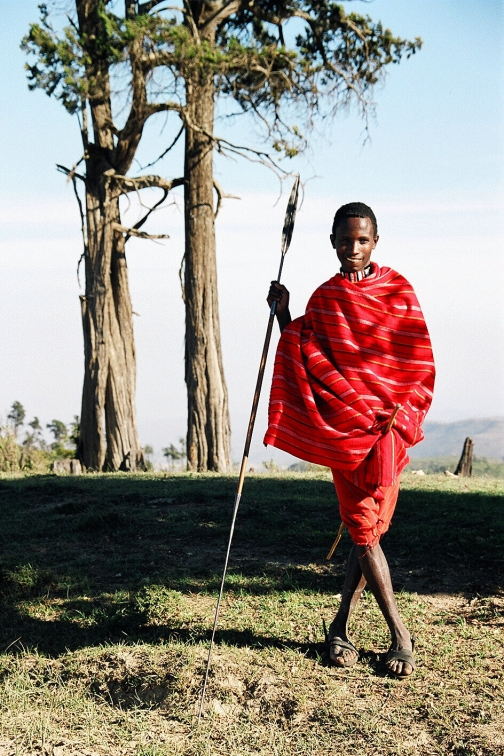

{"left": 263, "top": 262, "right": 435, "bottom": 502}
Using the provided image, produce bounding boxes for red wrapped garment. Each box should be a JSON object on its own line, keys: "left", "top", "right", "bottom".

{"left": 332, "top": 471, "right": 400, "bottom": 547}
{"left": 264, "top": 263, "right": 435, "bottom": 501}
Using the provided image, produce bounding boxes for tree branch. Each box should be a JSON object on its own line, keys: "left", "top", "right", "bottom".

{"left": 143, "top": 5, "right": 185, "bottom": 14}
{"left": 77, "top": 98, "right": 89, "bottom": 151}
{"left": 182, "top": 0, "right": 200, "bottom": 43}
{"left": 63, "top": 155, "right": 87, "bottom": 184}
{"left": 56, "top": 163, "right": 86, "bottom": 184}
{"left": 139, "top": 124, "right": 184, "bottom": 170}
{"left": 112, "top": 172, "right": 184, "bottom": 194}
{"left": 112, "top": 222, "right": 170, "bottom": 240}
{"left": 147, "top": 101, "right": 183, "bottom": 116}
{"left": 181, "top": 109, "right": 287, "bottom": 174}
{"left": 114, "top": 19, "right": 176, "bottom": 174}
{"left": 125, "top": 187, "right": 170, "bottom": 241}
{"left": 125, "top": 0, "right": 137, "bottom": 19}
{"left": 201, "top": 0, "right": 241, "bottom": 32}
{"left": 213, "top": 178, "right": 240, "bottom": 219}
{"left": 178, "top": 253, "right": 185, "bottom": 302}
{"left": 114, "top": 0, "right": 184, "bottom": 174}
{"left": 114, "top": 101, "right": 181, "bottom": 165}
{"left": 71, "top": 175, "right": 89, "bottom": 287}
{"left": 138, "top": 0, "right": 167, "bottom": 14}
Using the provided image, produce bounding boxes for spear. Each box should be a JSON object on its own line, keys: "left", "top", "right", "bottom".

{"left": 197, "top": 174, "right": 300, "bottom": 722}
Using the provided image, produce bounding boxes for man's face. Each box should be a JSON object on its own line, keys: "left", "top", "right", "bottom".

{"left": 330, "top": 216, "right": 378, "bottom": 273}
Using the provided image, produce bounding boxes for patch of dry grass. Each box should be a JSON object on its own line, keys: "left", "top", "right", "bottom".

{"left": 0, "top": 591, "right": 502, "bottom": 755}
{"left": 0, "top": 473, "right": 502, "bottom": 755}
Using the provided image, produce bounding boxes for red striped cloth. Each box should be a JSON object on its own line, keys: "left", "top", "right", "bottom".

{"left": 332, "top": 471, "right": 400, "bottom": 547}
{"left": 264, "top": 263, "right": 435, "bottom": 499}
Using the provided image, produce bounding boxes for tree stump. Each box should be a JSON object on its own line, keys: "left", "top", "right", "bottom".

{"left": 454, "top": 437, "right": 473, "bottom": 477}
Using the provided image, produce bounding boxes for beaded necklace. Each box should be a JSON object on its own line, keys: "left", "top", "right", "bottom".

{"left": 339, "top": 263, "right": 373, "bottom": 282}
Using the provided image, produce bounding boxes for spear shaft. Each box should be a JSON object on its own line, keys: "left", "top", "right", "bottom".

{"left": 197, "top": 175, "right": 300, "bottom": 722}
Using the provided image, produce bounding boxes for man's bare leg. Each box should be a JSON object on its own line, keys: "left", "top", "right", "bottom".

{"left": 328, "top": 545, "right": 366, "bottom": 665}
{"left": 357, "top": 542, "right": 413, "bottom": 675}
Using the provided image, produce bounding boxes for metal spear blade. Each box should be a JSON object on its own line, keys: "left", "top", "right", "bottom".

{"left": 280, "top": 174, "right": 300, "bottom": 257}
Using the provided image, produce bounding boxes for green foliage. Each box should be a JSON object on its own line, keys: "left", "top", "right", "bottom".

{"left": 22, "top": 1, "right": 422, "bottom": 160}
{"left": 28, "top": 416, "right": 42, "bottom": 431}
{"left": 69, "top": 415, "right": 80, "bottom": 447}
{"left": 0, "top": 427, "right": 51, "bottom": 473}
{"left": 23, "top": 416, "right": 46, "bottom": 451}
{"left": 0, "top": 428, "right": 22, "bottom": 471}
{"left": 262, "top": 458, "right": 279, "bottom": 471}
{"left": 46, "top": 418, "right": 75, "bottom": 457}
{"left": 143, "top": 445, "right": 154, "bottom": 471}
{"left": 407, "top": 456, "right": 504, "bottom": 479}
{"left": 47, "top": 419, "right": 68, "bottom": 443}
{"left": 163, "top": 438, "right": 186, "bottom": 464}
{"left": 3, "top": 563, "right": 56, "bottom": 599}
{"left": 21, "top": 2, "right": 129, "bottom": 114}
{"left": 7, "top": 401, "right": 26, "bottom": 435}
{"left": 0, "top": 406, "right": 80, "bottom": 472}
{"left": 21, "top": 5, "right": 87, "bottom": 114}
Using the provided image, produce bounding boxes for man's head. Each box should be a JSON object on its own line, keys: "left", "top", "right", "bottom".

{"left": 330, "top": 202, "right": 379, "bottom": 273}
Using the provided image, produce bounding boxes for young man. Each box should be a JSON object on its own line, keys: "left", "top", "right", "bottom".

{"left": 264, "top": 202, "right": 435, "bottom": 677}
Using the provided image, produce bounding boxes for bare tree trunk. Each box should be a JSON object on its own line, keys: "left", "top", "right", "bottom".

{"left": 77, "top": 168, "right": 145, "bottom": 472}
{"left": 184, "top": 76, "right": 231, "bottom": 472}
{"left": 454, "top": 437, "right": 473, "bottom": 477}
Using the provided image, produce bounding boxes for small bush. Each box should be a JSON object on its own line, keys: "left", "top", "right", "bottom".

{"left": 0, "top": 427, "right": 52, "bottom": 473}
{"left": 0, "top": 426, "right": 83, "bottom": 474}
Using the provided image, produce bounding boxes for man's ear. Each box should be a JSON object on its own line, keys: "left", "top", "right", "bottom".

{"left": 330, "top": 233, "right": 336, "bottom": 249}
{"left": 373, "top": 235, "right": 379, "bottom": 248}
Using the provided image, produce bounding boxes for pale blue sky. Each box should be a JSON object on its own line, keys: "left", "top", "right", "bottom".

{"left": 1, "top": 1, "right": 503, "bottom": 463}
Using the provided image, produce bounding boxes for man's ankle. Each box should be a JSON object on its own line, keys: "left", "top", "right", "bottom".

{"left": 391, "top": 627, "right": 411, "bottom": 646}
{"left": 329, "top": 620, "right": 347, "bottom": 638}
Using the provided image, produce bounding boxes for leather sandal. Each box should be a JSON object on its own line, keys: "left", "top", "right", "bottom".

{"left": 385, "top": 637, "right": 416, "bottom": 677}
{"left": 328, "top": 636, "right": 359, "bottom": 667}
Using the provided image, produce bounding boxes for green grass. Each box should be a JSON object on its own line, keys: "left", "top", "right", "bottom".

{"left": 0, "top": 471, "right": 502, "bottom": 755}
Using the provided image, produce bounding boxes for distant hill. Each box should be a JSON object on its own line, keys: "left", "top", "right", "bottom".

{"left": 409, "top": 417, "right": 504, "bottom": 460}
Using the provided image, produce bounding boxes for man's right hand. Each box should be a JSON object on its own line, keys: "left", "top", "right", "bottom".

{"left": 267, "top": 281, "right": 290, "bottom": 313}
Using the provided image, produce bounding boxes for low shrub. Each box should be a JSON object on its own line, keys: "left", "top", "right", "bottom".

{"left": 0, "top": 427, "right": 53, "bottom": 473}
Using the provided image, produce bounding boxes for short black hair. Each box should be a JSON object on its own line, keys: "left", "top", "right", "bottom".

{"left": 332, "top": 202, "right": 378, "bottom": 236}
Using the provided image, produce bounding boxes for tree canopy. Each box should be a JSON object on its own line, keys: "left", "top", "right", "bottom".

{"left": 23, "top": 1, "right": 420, "bottom": 171}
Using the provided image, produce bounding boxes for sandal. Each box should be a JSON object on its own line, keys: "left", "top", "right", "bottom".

{"left": 385, "top": 637, "right": 416, "bottom": 677}
{"left": 328, "top": 636, "right": 359, "bottom": 667}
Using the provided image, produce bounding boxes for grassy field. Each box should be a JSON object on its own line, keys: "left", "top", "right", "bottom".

{"left": 0, "top": 471, "right": 502, "bottom": 756}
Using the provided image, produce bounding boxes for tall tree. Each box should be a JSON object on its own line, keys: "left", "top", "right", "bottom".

{"left": 24, "top": 1, "right": 420, "bottom": 472}
{"left": 177, "top": 0, "right": 420, "bottom": 471}
{"left": 23, "top": 2, "right": 184, "bottom": 471}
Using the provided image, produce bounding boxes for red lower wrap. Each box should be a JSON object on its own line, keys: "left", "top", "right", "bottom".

{"left": 332, "top": 469, "right": 400, "bottom": 548}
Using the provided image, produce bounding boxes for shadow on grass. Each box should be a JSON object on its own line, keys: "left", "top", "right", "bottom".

{"left": 0, "top": 474, "right": 502, "bottom": 656}
{"left": 0, "top": 601, "right": 330, "bottom": 658}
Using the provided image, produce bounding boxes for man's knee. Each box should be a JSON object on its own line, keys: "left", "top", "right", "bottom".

{"left": 355, "top": 541, "right": 380, "bottom": 558}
